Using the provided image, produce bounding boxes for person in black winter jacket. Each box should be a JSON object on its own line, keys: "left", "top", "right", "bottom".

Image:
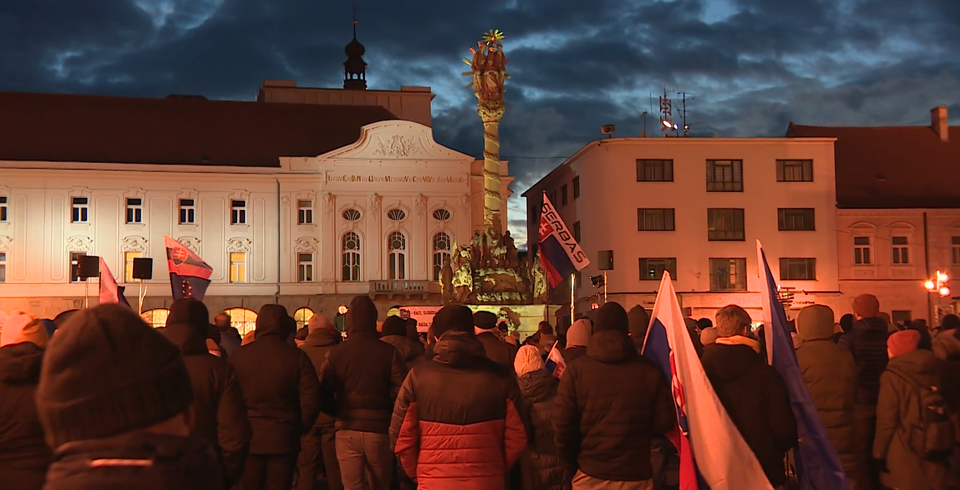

{"left": 320, "top": 296, "right": 406, "bottom": 490}
{"left": 514, "top": 345, "right": 565, "bottom": 490}
{"left": 0, "top": 311, "right": 52, "bottom": 490}
{"left": 298, "top": 313, "right": 343, "bottom": 490}
{"left": 231, "top": 304, "right": 323, "bottom": 490}
{"left": 214, "top": 312, "right": 243, "bottom": 357}
{"left": 475, "top": 310, "right": 518, "bottom": 367}
{"left": 163, "top": 298, "right": 252, "bottom": 488}
{"left": 553, "top": 302, "right": 676, "bottom": 488}
{"left": 701, "top": 305, "right": 797, "bottom": 487}
{"left": 37, "top": 304, "right": 225, "bottom": 490}
{"left": 380, "top": 315, "right": 426, "bottom": 371}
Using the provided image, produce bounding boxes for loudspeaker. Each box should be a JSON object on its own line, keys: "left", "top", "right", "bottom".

{"left": 132, "top": 257, "right": 153, "bottom": 280}
{"left": 597, "top": 250, "right": 614, "bottom": 270}
{"left": 77, "top": 255, "right": 100, "bottom": 279}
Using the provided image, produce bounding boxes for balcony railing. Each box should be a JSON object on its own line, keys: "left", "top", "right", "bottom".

{"left": 369, "top": 280, "right": 433, "bottom": 294}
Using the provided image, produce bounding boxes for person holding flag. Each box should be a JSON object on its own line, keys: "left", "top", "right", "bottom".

{"left": 757, "top": 241, "right": 853, "bottom": 490}
{"left": 553, "top": 302, "right": 676, "bottom": 489}
{"left": 165, "top": 236, "right": 213, "bottom": 301}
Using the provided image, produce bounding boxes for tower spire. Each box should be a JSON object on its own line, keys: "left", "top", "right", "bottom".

{"left": 343, "top": 3, "right": 367, "bottom": 90}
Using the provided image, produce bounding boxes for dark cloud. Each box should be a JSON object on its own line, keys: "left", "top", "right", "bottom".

{"left": 2, "top": 0, "right": 959, "bottom": 248}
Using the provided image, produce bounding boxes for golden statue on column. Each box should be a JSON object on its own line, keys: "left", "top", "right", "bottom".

{"left": 463, "top": 29, "right": 509, "bottom": 233}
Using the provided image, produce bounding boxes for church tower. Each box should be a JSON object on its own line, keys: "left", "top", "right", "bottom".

{"left": 343, "top": 7, "right": 367, "bottom": 90}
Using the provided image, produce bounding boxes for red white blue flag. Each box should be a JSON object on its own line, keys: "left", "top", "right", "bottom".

{"left": 98, "top": 257, "right": 130, "bottom": 307}
{"left": 165, "top": 235, "right": 213, "bottom": 301}
{"left": 538, "top": 192, "right": 589, "bottom": 287}
{"left": 544, "top": 340, "right": 567, "bottom": 379}
{"left": 643, "top": 271, "right": 773, "bottom": 490}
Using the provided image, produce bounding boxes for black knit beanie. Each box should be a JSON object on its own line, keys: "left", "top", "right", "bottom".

{"left": 595, "top": 302, "right": 629, "bottom": 333}
{"left": 382, "top": 315, "right": 407, "bottom": 336}
{"left": 433, "top": 304, "right": 475, "bottom": 337}
{"left": 347, "top": 295, "right": 378, "bottom": 334}
{"left": 166, "top": 297, "right": 210, "bottom": 334}
{"left": 473, "top": 311, "right": 498, "bottom": 331}
{"left": 37, "top": 304, "right": 193, "bottom": 449}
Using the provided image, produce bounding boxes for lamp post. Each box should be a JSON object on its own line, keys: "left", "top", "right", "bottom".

{"left": 924, "top": 270, "right": 950, "bottom": 324}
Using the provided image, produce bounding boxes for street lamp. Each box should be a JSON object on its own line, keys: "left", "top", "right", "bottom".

{"left": 925, "top": 270, "right": 950, "bottom": 297}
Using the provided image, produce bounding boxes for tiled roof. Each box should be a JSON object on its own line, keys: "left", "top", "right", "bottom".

{"left": 0, "top": 91, "right": 397, "bottom": 167}
{"left": 787, "top": 122, "right": 960, "bottom": 208}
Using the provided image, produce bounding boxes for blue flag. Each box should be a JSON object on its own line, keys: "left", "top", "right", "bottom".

{"left": 756, "top": 240, "right": 851, "bottom": 490}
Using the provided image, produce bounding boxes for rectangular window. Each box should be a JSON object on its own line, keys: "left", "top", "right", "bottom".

{"left": 124, "top": 251, "right": 142, "bottom": 283}
{"left": 854, "top": 236, "right": 872, "bottom": 265}
{"left": 706, "top": 160, "right": 743, "bottom": 192}
{"left": 637, "top": 159, "right": 674, "bottom": 182}
{"left": 231, "top": 200, "right": 247, "bottom": 225}
{"left": 573, "top": 221, "right": 581, "bottom": 243}
{"left": 573, "top": 176, "right": 580, "bottom": 199}
{"left": 892, "top": 236, "right": 910, "bottom": 264}
{"left": 779, "top": 258, "right": 817, "bottom": 280}
{"left": 298, "top": 200, "right": 313, "bottom": 225}
{"left": 71, "top": 197, "right": 89, "bottom": 223}
{"left": 952, "top": 237, "right": 960, "bottom": 264}
{"left": 776, "top": 160, "right": 814, "bottom": 182}
{"left": 229, "top": 252, "right": 246, "bottom": 283}
{"left": 892, "top": 310, "right": 912, "bottom": 327}
{"left": 70, "top": 252, "right": 86, "bottom": 283}
{"left": 0, "top": 251, "right": 6, "bottom": 283}
{"left": 297, "top": 253, "right": 313, "bottom": 282}
{"left": 0, "top": 196, "right": 7, "bottom": 222}
{"left": 638, "top": 208, "right": 676, "bottom": 231}
{"left": 778, "top": 208, "right": 816, "bottom": 231}
{"left": 548, "top": 191, "right": 557, "bottom": 206}
{"left": 179, "top": 199, "right": 196, "bottom": 224}
{"left": 640, "top": 258, "right": 677, "bottom": 281}
{"left": 125, "top": 198, "right": 143, "bottom": 224}
{"left": 710, "top": 258, "right": 747, "bottom": 291}
{"left": 707, "top": 208, "right": 745, "bottom": 241}
{"left": 560, "top": 185, "right": 568, "bottom": 206}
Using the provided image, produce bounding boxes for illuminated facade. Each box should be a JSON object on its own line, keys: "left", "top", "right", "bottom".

{"left": 523, "top": 136, "right": 840, "bottom": 322}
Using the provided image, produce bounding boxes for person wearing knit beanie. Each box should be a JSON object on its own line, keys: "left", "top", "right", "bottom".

{"left": 432, "top": 304, "right": 475, "bottom": 337}
{"left": 0, "top": 310, "right": 49, "bottom": 349}
{"left": 381, "top": 315, "right": 407, "bottom": 337}
{"left": 852, "top": 294, "right": 880, "bottom": 319}
{"left": 887, "top": 329, "right": 920, "bottom": 358}
{"left": 594, "top": 302, "right": 629, "bottom": 333}
{"left": 37, "top": 304, "right": 225, "bottom": 490}
{"left": 514, "top": 344, "right": 544, "bottom": 377}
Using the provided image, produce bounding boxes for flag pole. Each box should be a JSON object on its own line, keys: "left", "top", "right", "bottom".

{"left": 138, "top": 279, "right": 144, "bottom": 316}
{"left": 570, "top": 272, "right": 576, "bottom": 322}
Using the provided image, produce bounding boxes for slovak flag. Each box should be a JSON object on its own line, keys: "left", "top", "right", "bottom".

{"left": 98, "top": 257, "right": 130, "bottom": 306}
{"left": 757, "top": 241, "right": 851, "bottom": 490}
{"left": 538, "top": 192, "right": 589, "bottom": 287}
{"left": 643, "top": 272, "right": 774, "bottom": 490}
{"left": 544, "top": 340, "right": 567, "bottom": 379}
{"left": 165, "top": 236, "right": 213, "bottom": 301}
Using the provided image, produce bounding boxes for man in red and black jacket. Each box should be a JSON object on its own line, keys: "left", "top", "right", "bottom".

{"left": 390, "top": 304, "right": 529, "bottom": 490}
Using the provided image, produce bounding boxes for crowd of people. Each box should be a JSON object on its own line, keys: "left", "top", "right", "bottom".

{"left": 0, "top": 292, "right": 957, "bottom": 490}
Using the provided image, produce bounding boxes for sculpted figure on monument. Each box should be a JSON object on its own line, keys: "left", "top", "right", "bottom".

{"left": 501, "top": 230, "right": 518, "bottom": 268}
{"left": 452, "top": 247, "right": 474, "bottom": 303}
{"left": 471, "top": 230, "right": 484, "bottom": 269}
{"left": 531, "top": 253, "right": 549, "bottom": 304}
{"left": 440, "top": 255, "right": 454, "bottom": 304}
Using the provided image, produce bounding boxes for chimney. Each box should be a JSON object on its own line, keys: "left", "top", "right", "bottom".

{"left": 931, "top": 106, "right": 948, "bottom": 142}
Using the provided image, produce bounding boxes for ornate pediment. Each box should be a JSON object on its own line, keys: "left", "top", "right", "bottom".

{"left": 318, "top": 121, "right": 475, "bottom": 162}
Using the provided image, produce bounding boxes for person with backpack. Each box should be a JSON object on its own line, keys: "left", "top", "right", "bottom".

{"left": 874, "top": 329, "right": 951, "bottom": 490}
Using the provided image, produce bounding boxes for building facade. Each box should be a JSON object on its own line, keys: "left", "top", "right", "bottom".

{"left": 523, "top": 137, "right": 840, "bottom": 322}
{"left": 0, "top": 94, "right": 512, "bottom": 334}
{"left": 789, "top": 106, "right": 960, "bottom": 325}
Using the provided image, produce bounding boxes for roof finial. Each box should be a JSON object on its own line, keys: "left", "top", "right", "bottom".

{"left": 352, "top": 3, "right": 358, "bottom": 38}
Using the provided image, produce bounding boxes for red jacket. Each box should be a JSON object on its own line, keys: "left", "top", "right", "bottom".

{"left": 390, "top": 331, "right": 528, "bottom": 490}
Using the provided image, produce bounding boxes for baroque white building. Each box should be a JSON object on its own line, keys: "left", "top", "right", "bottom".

{"left": 523, "top": 136, "right": 840, "bottom": 324}
{"left": 0, "top": 89, "right": 512, "bottom": 332}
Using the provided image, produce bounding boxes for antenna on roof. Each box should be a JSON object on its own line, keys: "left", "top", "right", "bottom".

{"left": 352, "top": 2, "right": 359, "bottom": 37}
{"left": 673, "top": 90, "right": 695, "bottom": 136}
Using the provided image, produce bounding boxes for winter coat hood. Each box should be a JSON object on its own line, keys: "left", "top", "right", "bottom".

{"left": 932, "top": 330, "right": 960, "bottom": 360}
{"left": 566, "top": 319, "right": 591, "bottom": 348}
{"left": 380, "top": 334, "right": 424, "bottom": 364}
{"left": 517, "top": 369, "right": 556, "bottom": 404}
{"left": 586, "top": 329, "right": 638, "bottom": 364}
{"left": 254, "top": 304, "right": 288, "bottom": 339}
{"left": 889, "top": 348, "right": 939, "bottom": 382}
{"left": 162, "top": 322, "right": 209, "bottom": 356}
{"left": 346, "top": 296, "right": 378, "bottom": 335}
{"left": 433, "top": 330, "right": 487, "bottom": 368}
{"left": 304, "top": 326, "right": 339, "bottom": 348}
{"left": 0, "top": 342, "right": 43, "bottom": 383}
{"left": 796, "top": 305, "right": 836, "bottom": 343}
{"left": 165, "top": 299, "right": 210, "bottom": 334}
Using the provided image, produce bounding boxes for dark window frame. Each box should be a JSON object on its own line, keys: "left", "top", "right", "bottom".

{"left": 706, "top": 159, "right": 743, "bottom": 192}
{"left": 0, "top": 196, "right": 7, "bottom": 222}
{"left": 707, "top": 208, "right": 745, "bottom": 241}
{"left": 709, "top": 258, "right": 747, "bottom": 292}
{"left": 572, "top": 176, "right": 581, "bottom": 199}
{"left": 637, "top": 208, "right": 676, "bottom": 231}
{"left": 231, "top": 200, "right": 247, "bottom": 225}
{"left": 71, "top": 197, "right": 89, "bottom": 223}
{"left": 776, "top": 159, "right": 814, "bottom": 182}
{"left": 636, "top": 159, "right": 674, "bottom": 182}
{"left": 779, "top": 257, "right": 817, "bottom": 280}
{"left": 777, "top": 208, "right": 816, "bottom": 231}
{"left": 561, "top": 184, "right": 568, "bottom": 206}
{"left": 639, "top": 258, "right": 678, "bottom": 281}
{"left": 179, "top": 199, "right": 196, "bottom": 225}
{"left": 125, "top": 198, "right": 143, "bottom": 224}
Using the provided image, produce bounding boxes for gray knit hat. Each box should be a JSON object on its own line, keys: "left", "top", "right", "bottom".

{"left": 37, "top": 304, "right": 193, "bottom": 449}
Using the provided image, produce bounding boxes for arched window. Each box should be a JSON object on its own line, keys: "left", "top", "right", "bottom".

{"left": 141, "top": 308, "right": 170, "bottom": 328}
{"left": 294, "top": 307, "right": 315, "bottom": 329}
{"left": 387, "top": 208, "right": 406, "bottom": 221}
{"left": 387, "top": 231, "right": 407, "bottom": 280}
{"left": 223, "top": 308, "right": 258, "bottom": 337}
{"left": 342, "top": 209, "right": 362, "bottom": 221}
{"left": 432, "top": 232, "right": 452, "bottom": 281}
{"left": 432, "top": 208, "right": 452, "bottom": 221}
{"left": 342, "top": 232, "right": 361, "bottom": 282}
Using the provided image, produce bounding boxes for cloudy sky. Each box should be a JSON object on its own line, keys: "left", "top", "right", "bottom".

{"left": 2, "top": 0, "right": 958, "bottom": 248}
